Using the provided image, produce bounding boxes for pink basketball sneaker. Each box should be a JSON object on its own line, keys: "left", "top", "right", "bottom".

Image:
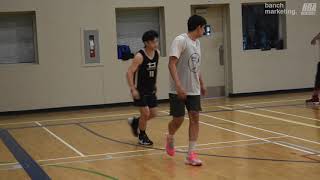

{"left": 165, "top": 134, "right": 175, "bottom": 156}
{"left": 185, "top": 152, "right": 202, "bottom": 166}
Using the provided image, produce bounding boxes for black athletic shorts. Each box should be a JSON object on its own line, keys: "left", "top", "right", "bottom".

{"left": 134, "top": 94, "right": 158, "bottom": 108}
{"left": 169, "top": 93, "right": 202, "bottom": 117}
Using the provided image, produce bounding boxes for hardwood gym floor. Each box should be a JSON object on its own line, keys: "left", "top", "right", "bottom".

{"left": 0, "top": 92, "right": 319, "bottom": 180}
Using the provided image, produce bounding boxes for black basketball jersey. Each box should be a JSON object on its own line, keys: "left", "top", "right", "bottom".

{"left": 135, "top": 49, "right": 159, "bottom": 95}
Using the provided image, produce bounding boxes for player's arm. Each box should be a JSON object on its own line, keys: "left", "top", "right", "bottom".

{"left": 127, "top": 53, "right": 143, "bottom": 99}
{"left": 155, "top": 49, "right": 161, "bottom": 93}
{"left": 169, "top": 56, "right": 186, "bottom": 99}
{"left": 199, "top": 73, "right": 207, "bottom": 96}
{"left": 168, "top": 56, "right": 182, "bottom": 88}
{"left": 311, "top": 32, "right": 320, "bottom": 45}
{"left": 168, "top": 37, "right": 187, "bottom": 99}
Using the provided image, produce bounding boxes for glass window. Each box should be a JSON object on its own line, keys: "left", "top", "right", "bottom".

{"left": 0, "top": 12, "right": 38, "bottom": 64}
{"left": 242, "top": 3, "right": 287, "bottom": 50}
{"left": 116, "top": 8, "right": 166, "bottom": 59}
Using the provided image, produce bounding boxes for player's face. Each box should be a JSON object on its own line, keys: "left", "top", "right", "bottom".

{"left": 145, "top": 38, "right": 159, "bottom": 50}
{"left": 196, "top": 25, "right": 205, "bottom": 38}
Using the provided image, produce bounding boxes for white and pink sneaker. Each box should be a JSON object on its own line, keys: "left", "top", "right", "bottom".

{"left": 185, "top": 152, "right": 202, "bottom": 166}
{"left": 165, "top": 134, "right": 175, "bottom": 156}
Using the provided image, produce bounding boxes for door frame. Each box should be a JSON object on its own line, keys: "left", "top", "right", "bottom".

{"left": 190, "top": 4, "right": 232, "bottom": 97}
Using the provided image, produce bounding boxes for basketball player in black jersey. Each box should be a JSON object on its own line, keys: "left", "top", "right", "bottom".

{"left": 126, "top": 30, "right": 160, "bottom": 145}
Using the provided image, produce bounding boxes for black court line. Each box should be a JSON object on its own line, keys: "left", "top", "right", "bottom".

{"left": 77, "top": 123, "right": 320, "bottom": 164}
{"left": 1, "top": 103, "right": 307, "bottom": 131}
{"left": 0, "top": 128, "right": 51, "bottom": 180}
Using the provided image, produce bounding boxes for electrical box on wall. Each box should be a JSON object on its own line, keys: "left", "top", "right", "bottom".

{"left": 204, "top": 24, "right": 213, "bottom": 36}
{"left": 82, "top": 29, "right": 101, "bottom": 65}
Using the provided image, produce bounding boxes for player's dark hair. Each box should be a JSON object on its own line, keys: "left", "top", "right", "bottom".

{"left": 188, "top": 15, "right": 207, "bottom": 32}
{"left": 142, "top": 30, "right": 159, "bottom": 42}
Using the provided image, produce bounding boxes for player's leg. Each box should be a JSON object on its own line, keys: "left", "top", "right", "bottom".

{"left": 166, "top": 94, "right": 185, "bottom": 156}
{"left": 136, "top": 94, "right": 158, "bottom": 145}
{"left": 128, "top": 95, "right": 149, "bottom": 138}
{"left": 185, "top": 95, "right": 202, "bottom": 166}
{"left": 147, "top": 94, "right": 158, "bottom": 120}
{"left": 148, "top": 107, "right": 157, "bottom": 120}
{"left": 307, "top": 62, "right": 320, "bottom": 104}
{"left": 128, "top": 96, "right": 147, "bottom": 137}
{"left": 137, "top": 106, "right": 154, "bottom": 145}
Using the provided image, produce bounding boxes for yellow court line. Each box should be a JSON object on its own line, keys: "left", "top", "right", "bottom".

{"left": 217, "top": 106, "right": 320, "bottom": 129}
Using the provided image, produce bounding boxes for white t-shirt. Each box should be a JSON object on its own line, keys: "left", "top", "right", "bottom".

{"left": 169, "top": 33, "right": 201, "bottom": 95}
{"left": 318, "top": 40, "right": 320, "bottom": 60}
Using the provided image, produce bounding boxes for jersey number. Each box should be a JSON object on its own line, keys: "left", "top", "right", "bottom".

{"left": 149, "top": 71, "right": 155, "bottom": 77}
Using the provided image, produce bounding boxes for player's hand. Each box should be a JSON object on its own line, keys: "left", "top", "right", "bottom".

{"left": 131, "top": 88, "right": 140, "bottom": 100}
{"left": 201, "top": 86, "right": 207, "bottom": 96}
{"left": 176, "top": 86, "right": 187, "bottom": 100}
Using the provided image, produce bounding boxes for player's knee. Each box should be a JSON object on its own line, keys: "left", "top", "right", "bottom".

{"left": 189, "top": 111, "right": 199, "bottom": 119}
{"left": 149, "top": 111, "right": 157, "bottom": 119}
{"left": 172, "top": 117, "right": 184, "bottom": 126}
{"left": 141, "top": 110, "right": 150, "bottom": 120}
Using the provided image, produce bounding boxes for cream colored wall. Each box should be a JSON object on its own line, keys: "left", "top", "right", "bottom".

{"left": 0, "top": 0, "right": 319, "bottom": 112}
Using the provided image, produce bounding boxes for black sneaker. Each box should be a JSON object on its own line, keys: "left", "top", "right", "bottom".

{"left": 138, "top": 133, "right": 153, "bottom": 146}
{"left": 306, "top": 96, "right": 320, "bottom": 105}
{"left": 128, "top": 117, "right": 139, "bottom": 137}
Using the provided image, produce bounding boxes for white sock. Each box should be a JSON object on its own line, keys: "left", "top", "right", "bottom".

{"left": 188, "top": 141, "right": 196, "bottom": 154}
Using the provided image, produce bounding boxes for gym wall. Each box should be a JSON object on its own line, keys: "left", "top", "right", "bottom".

{"left": 0, "top": 0, "right": 319, "bottom": 112}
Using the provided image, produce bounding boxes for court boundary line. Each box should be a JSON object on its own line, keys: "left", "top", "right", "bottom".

{"left": 2, "top": 134, "right": 317, "bottom": 171}
{"left": 198, "top": 121, "right": 314, "bottom": 154}
{"left": 0, "top": 112, "right": 139, "bottom": 126}
{"left": 160, "top": 110, "right": 317, "bottom": 155}
{"left": 302, "top": 153, "right": 320, "bottom": 162}
{"left": 276, "top": 141, "right": 320, "bottom": 154}
{"left": 41, "top": 141, "right": 273, "bottom": 167}
{"left": 239, "top": 104, "right": 320, "bottom": 122}
{"left": 48, "top": 164, "right": 118, "bottom": 180}
{"left": 35, "top": 121, "right": 85, "bottom": 157}
{"left": 1, "top": 101, "right": 318, "bottom": 163}
{"left": 0, "top": 135, "right": 286, "bottom": 167}
{"left": 225, "top": 98, "right": 306, "bottom": 106}
{"left": 77, "top": 123, "right": 320, "bottom": 164}
{"left": 199, "top": 113, "right": 320, "bottom": 145}
{"left": 217, "top": 106, "right": 320, "bottom": 129}
{"left": 0, "top": 98, "right": 306, "bottom": 127}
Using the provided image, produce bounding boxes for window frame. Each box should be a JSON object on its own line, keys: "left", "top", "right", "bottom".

{"left": 115, "top": 7, "right": 167, "bottom": 59}
{"left": 0, "top": 11, "right": 39, "bottom": 65}
{"left": 241, "top": 2, "right": 287, "bottom": 51}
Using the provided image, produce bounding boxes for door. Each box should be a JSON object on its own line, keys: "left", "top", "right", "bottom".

{"left": 192, "top": 5, "right": 228, "bottom": 97}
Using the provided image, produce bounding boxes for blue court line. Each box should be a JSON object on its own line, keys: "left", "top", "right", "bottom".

{"left": 0, "top": 128, "right": 51, "bottom": 180}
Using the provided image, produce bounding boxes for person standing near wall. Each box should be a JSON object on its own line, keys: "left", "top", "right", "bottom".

{"left": 165, "top": 15, "right": 207, "bottom": 166}
{"left": 127, "top": 30, "right": 160, "bottom": 145}
{"left": 306, "top": 32, "right": 320, "bottom": 104}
